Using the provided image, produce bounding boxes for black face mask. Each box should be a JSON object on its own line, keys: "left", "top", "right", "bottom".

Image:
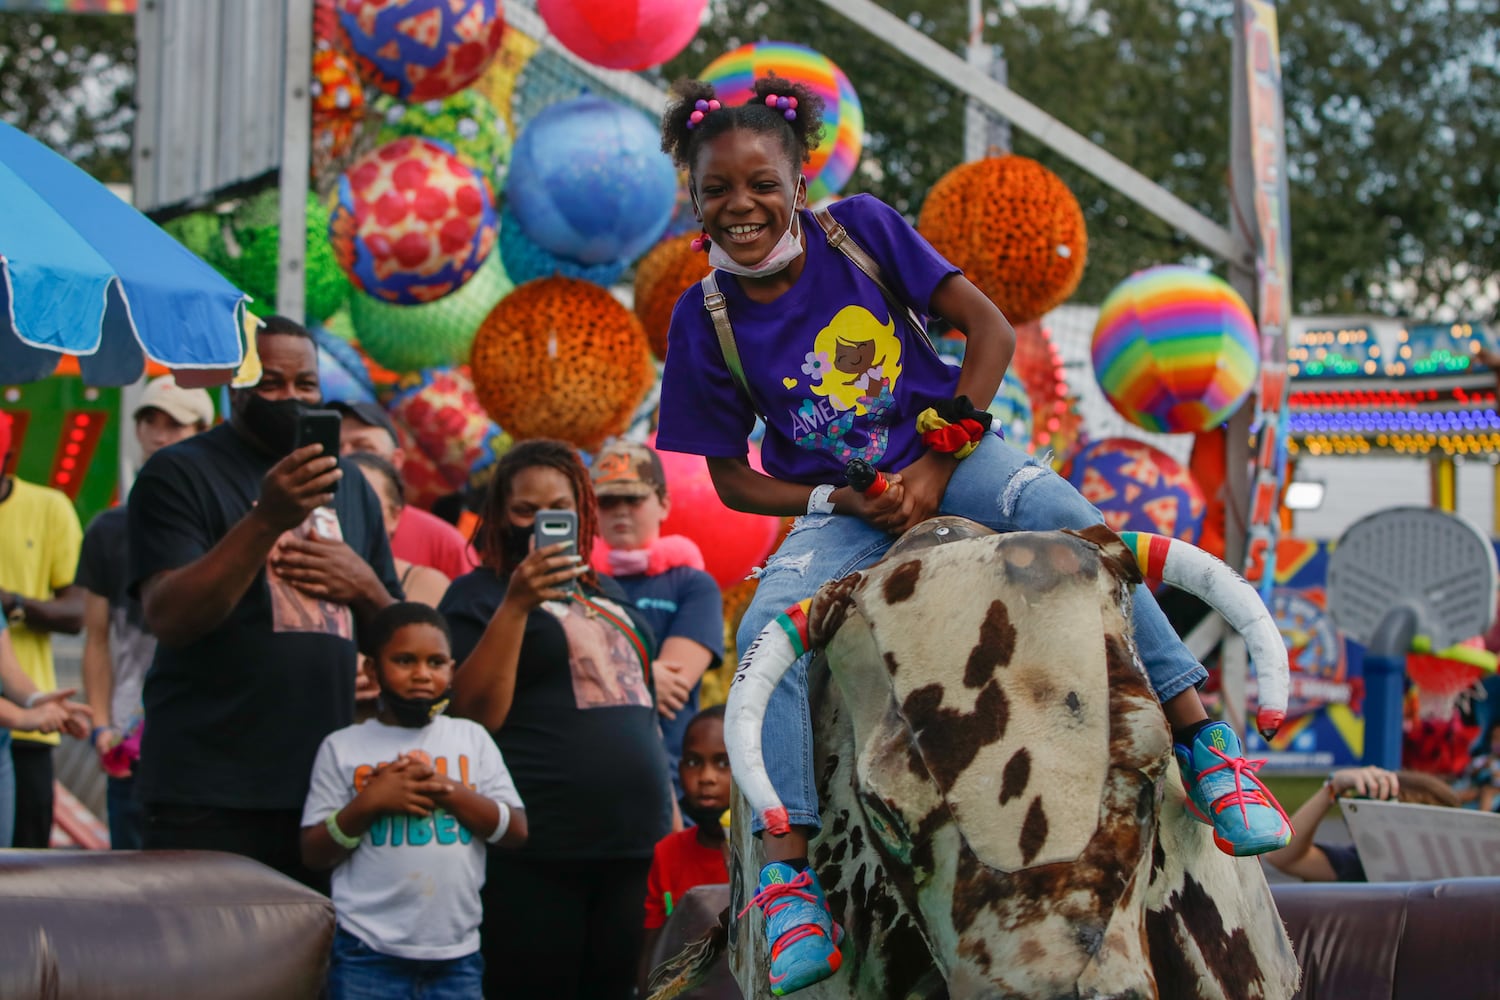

{"left": 234, "top": 393, "right": 309, "bottom": 458}
{"left": 379, "top": 688, "right": 452, "bottom": 729}
{"left": 680, "top": 795, "right": 728, "bottom": 831}
{"left": 502, "top": 523, "right": 533, "bottom": 566}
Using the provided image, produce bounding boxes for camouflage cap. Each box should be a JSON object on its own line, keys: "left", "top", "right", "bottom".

{"left": 591, "top": 441, "right": 667, "bottom": 499}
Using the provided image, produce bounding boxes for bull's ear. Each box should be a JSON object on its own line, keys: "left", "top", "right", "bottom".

{"left": 808, "top": 572, "right": 863, "bottom": 646}
{"left": 1065, "top": 525, "right": 1143, "bottom": 586}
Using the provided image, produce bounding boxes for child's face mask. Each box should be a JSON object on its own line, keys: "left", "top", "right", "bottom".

{"left": 379, "top": 688, "right": 452, "bottom": 728}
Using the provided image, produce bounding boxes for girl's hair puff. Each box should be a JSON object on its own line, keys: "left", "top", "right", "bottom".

{"left": 473, "top": 438, "right": 600, "bottom": 590}
{"left": 659, "top": 74, "right": 826, "bottom": 183}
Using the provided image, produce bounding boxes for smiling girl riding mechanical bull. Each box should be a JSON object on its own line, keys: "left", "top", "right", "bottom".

{"left": 652, "top": 75, "right": 1293, "bottom": 995}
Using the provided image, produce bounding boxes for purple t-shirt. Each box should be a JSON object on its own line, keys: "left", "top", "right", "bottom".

{"left": 656, "top": 194, "right": 962, "bottom": 485}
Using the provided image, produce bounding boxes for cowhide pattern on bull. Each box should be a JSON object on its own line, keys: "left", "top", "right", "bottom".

{"left": 653, "top": 520, "right": 1298, "bottom": 1000}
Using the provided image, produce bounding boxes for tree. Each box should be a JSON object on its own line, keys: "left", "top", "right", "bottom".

{"left": 667, "top": 0, "right": 1498, "bottom": 318}
{"left": 0, "top": 13, "right": 136, "bottom": 183}
{"left": 1277, "top": 0, "right": 1499, "bottom": 318}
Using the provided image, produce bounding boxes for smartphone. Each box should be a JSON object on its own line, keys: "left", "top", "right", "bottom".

{"left": 294, "top": 408, "right": 343, "bottom": 496}
{"left": 533, "top": 509, "right": 579, "bottom": 591}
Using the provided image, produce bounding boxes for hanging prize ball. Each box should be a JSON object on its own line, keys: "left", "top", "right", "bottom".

{"left": 698, "top": 41, "right": 863, "bottom": 203}
{"left": 330, "top": 136, "right": 498, "bottom": 305}
{"left": 470, "top": 277, "right": 654, "bottom": 451}
{"left": 498, "top": 206, "right": 627, "bottom": 288}
{"left": 313, "top": 325, "right": 377, "bottom": 404}
{"left": 538, "top": 0, "right": 705, "bottom": 71}
{"left": 349, "top": 248, "right": 512, "bottom": 374}
{"left": 337, "top": 0, "right": 507, "bottom": 103}
{"left": 633, "top": 232, "right": 713, "bottom": 359}
{"left": 987, "top": 371, "right": 1035, "bottom": 454}
{"left": 505, "top": 96, "right": 677, "bottom": 267}
{"left": 312, "top": 45, "right": 366, "bottom": 170}
{"left": 918, "top": 156, "right": 1086, "bottom": 325}
{"left": 162, "top": 211, "right": 223, "bottom": 262}
{"left": 388, "top": 366, "right": 506, "bottom": 496}
{"left": 215, "top": 189, "right": 351, "bottom": 323}
{"left": 1091, "top": 264, "right": 1260, "bottom": 434}
{"left": 657, "top": 443, "right": 780, "bottom": 591}
{"left": 1064, "top": 437, "right": 1207, "bottom": 544}
{"left": 376, "top": 89, "right": 511, "bottom": 191}
{"left": 1011, "top": 320, "right": 1080, "bottom": 459}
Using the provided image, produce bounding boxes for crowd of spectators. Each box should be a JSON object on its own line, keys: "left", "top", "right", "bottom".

{"left": 0, "top": 316, "right": 729, "bottom": 998}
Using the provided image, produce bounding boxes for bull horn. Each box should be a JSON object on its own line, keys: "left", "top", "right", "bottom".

{"left": 724, "top": 600, "right": 814, "bottom": 837}
{"left": 1118, "top": 532, "right": 1289, "bottom": 740}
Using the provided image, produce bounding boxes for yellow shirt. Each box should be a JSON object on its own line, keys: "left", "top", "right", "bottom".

{"left": 0, "top": 478, "right": 83, "bottom": 745}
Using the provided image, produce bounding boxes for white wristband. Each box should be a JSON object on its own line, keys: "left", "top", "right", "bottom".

{"left": 486, "top": 801, "right": 512, "bottom": 844}
{"left": 806, "top": 484, "right": 837, "bottom": 515}
{"left": 23, "top": 692, "right": 42, "bottom": 709}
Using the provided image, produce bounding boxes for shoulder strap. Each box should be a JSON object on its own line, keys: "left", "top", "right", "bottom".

{"left": 813, "top": 207, "right": 936, "bottom": 355}
{"left": 700, "top": 272, "right": 764, "bottom": 418}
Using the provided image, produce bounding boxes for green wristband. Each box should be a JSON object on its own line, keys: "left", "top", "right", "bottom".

{"left": 325, "top": 812, "right": 360, "bottom": 850}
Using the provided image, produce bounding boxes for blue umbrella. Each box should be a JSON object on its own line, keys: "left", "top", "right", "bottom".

{"left": 0, "top": 121, "right": 250, "bottom": 387}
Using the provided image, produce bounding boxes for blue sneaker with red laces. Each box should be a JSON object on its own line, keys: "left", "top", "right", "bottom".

{"left": 1176, "top": 721, "right": 1293, "bottom": 857}
{"left": 739, "top": 862, "right": 844, "bottom": 995}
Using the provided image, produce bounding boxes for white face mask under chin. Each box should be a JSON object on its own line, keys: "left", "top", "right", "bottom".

{"left": 700, "top": 182, "right": 806, "bottom": 279}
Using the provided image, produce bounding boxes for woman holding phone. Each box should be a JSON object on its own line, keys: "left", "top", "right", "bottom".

{"left": 439, "top": 439, "right": 671, "bottom": 1000}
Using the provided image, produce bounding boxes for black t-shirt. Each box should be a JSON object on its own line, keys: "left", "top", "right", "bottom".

{"left": 128, "top": 423, "right": 400, "bottom": 810}
{"left": 440, "top": 569, "right": 673, "bottom": 860}
{"left": 77, "top": 507, "right": 140, "bottom": 623}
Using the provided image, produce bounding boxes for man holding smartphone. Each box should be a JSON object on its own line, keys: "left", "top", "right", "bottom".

{"left": 127, "top": 315, "right": 400, "bottom": 889}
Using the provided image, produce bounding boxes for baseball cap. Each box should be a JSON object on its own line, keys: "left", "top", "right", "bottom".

{"left": 591, "top": 441, "right": 667, "bottom": 499}
{"left": 133, "top": 375, "right": 215, "bottom": 428}
{"left": 331, "top": 400, "right": 399, "bottom": 446}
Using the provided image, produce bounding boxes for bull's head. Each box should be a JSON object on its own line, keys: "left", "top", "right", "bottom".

{"left": 725, "top": 520, "right": 1291, "bottom": 995}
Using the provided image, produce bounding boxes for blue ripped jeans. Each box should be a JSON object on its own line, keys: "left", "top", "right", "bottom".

{"left": 738, "top": 434, "right": 1208, "bottom": 834}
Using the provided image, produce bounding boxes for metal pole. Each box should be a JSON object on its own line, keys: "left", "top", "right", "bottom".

{"left": 1430, "top": 457, "right": 1456, "bottom": 512}
{"left": 963, "top": 0, "right": 994, "bottom": 162}
{"left": 277, "top": 0, "right": 313, "bottom": 323}
{"left": 1363, "top": 607, "right": 1420, "bottom": 770}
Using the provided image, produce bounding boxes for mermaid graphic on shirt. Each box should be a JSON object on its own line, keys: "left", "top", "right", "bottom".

{"left": 791, "top": 305, "right": 905, "bottom": 465}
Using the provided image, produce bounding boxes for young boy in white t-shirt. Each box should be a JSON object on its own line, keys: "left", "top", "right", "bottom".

{"left": 301, "top": 601, "right": 527, "bottom": 999}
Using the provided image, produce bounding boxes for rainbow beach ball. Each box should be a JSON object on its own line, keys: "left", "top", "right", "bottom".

{"left": 1091, "top": 265, "right": 1260, "bottom": 434}
{"left": 698, "top": 42, "right": 863, "bottom": 203}
{"left": 330, "top": 136, "right": 498, "bottom": 305}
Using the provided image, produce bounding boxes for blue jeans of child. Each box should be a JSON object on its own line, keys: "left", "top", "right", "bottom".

{"left": 329, "top": 928, "right": 484, "bottom": 1000}
{"left": 738, "top": 434, "right": 1208, "bottom": 834}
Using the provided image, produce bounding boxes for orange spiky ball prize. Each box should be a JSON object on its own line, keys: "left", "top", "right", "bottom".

{"left": 633, "top": 233, "right": 713, "bottom": 360}
{"left": 917, "top": 155, "right": 1087, "bottom": 325}
{"left": 470, "top": 277, "right": 654, "bottom": 451}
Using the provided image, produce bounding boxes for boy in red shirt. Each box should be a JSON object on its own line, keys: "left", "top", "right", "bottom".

{"left": 642, "top": 706, "right": 730, "bottom": 949}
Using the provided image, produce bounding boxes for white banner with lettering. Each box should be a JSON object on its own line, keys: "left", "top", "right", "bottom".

{"left": 1343, "top": 799, "right": 1500, "bottom": 881}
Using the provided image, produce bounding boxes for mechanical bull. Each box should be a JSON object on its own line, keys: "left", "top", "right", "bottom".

{"left": 649, "top": 519, "right": 1299, "bottom": 1000}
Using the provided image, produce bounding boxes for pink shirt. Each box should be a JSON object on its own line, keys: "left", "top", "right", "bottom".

{"left": 392, "top": 505, "right": 476, "bottom": 581}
